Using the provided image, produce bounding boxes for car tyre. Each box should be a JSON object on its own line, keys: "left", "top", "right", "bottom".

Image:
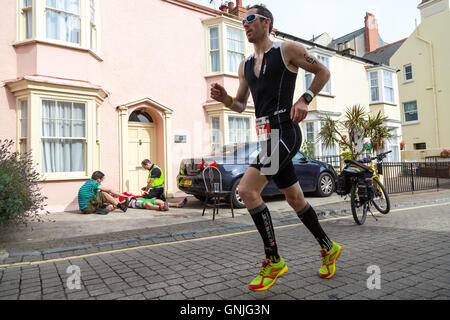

{"left": 231, "top": 178, "right": 246, "bottom": 209}
{"left": 316, "top": 172, "right": 335, "bottom": 197}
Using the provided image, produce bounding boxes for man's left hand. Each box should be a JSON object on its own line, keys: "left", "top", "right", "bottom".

{"left": 290, "top": 98, "right": 308, "bottom": 124}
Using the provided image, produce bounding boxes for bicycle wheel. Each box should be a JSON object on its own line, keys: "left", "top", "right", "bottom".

{"left": 351, "top": 184, "right": 367, "bottom": 225}
{"left": 371, "top": 177, "right": 390, "bottom": 214}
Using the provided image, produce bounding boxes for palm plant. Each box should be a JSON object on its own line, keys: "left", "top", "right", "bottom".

{"left": 318, "top": 105, "right": 393, "bottom": 160}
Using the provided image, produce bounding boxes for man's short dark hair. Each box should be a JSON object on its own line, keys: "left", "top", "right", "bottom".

{"left": 141, "top": 159, "right": 151, "bottom": 165}
{"left": 247, "top": 4, "right": 274, "bottom": 34}
{"left": 91, "top": 171, "right": 105, "bottom": 180}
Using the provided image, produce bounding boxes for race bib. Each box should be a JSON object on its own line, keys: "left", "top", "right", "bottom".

{"left": 256, "top": 116, "right": 271, "bottom": 141}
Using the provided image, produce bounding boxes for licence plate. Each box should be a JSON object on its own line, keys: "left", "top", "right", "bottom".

{"left": 181, "top": 179, "right": 192, "bottom": 186}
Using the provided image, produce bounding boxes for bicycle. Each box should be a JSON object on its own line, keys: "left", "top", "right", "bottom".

{"left": 335, "top": 150, "right": 392, "bottom": 225}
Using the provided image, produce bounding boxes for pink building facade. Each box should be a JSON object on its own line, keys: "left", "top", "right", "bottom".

{"left": 1, "top": 0, "right": 253, "bottom": 212}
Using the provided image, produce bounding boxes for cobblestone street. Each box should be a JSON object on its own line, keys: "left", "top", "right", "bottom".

{"left": 0, "top": 197, "right": 449, "bottom": 301}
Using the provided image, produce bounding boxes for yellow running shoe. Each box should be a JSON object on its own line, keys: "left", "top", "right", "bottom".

{"left": 318, "top": 241, "right": 342, "bottom": 279}
{"left": 248, "top": 256, "right": 288, "bottom": 291}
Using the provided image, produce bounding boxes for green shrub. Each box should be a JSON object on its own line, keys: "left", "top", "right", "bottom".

{"left": 0, "top": 140, "right": 47, "bottom": 227}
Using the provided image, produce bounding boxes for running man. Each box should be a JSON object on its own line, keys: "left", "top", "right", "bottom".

{"left": 210, "top": 4, "right": 342, "bottom": 291}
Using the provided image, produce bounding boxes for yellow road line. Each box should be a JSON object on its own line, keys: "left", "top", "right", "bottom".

{"left": 0, "top": 201, "right": 449, "bottom": 270}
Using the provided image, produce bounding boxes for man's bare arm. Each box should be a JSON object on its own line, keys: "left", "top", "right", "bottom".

{"left": 210, "top": 60, "right": 250, "bottom": 113}
{"left": 283, "top": 41, "right": 330, "bottom": 95}
{"left": 98, "top": 185, "right": 129, "bottom": 199}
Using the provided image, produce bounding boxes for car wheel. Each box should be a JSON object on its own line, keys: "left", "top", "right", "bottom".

{"left": 316, "top": 172, "right": 334, "bottom": 197}
{"left": 231, "top": 178, "right": 246, "bottom": 209}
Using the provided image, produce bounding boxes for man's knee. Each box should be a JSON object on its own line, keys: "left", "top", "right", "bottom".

{"left": 238, "top": 183, "right": 256, "bottom": 202}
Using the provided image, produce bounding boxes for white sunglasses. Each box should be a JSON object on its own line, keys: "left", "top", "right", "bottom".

{"left": 242, "top": 14, "right": 267, "bottom": 26}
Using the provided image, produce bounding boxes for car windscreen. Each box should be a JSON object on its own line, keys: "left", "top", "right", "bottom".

{"left": 207, "top": 143, "right": 259, "bottom": 157}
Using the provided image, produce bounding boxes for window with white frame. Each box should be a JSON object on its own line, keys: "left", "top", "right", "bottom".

{"left": 205, "top": 22, "right": 245, "bottom": 75}
{"left": 387, "top": 128, "right": 400, "bottom": 162}
{"left": 89, "top": 0, "right": 97, "bottom": 51}
{"left": 369, "top": 71, "right": 380, "bottom": 102}
{"left": 19, "top": 100, "right": 29, "bottom": 154}
{"left": 41, "top": 100, "right": 86, "bottom": 173}
{"left": 304, "top": 71, "right": 313, "bottom": 92}
{"left": 211, "top": 117, "right": 222, "bottom": 151}
{"left": 226, "top": 27, "right": 245, "bottom": 73}
{"left": 228, "top": 117, "right": 250, "bottom": 144}
{"left": 209, "top": 27, "right": 220, "bottom": 73}
{"left": 17, "top": 0, "right": 100, "bottom": 54}
{"left": 317, "top": 55, "right": 331, "bottom": 94}
{"left": 403, "top": 101, "right": 418, "bottom": 123}
{"left": 383, "top": 71, "right": 394, "bottom": 104}
{"left": 46, "top": 0, "right": 81, "bottom": 44}
{"left": 304, "top": 54, "right": 332, "bottom": 95}
{"left": 404, "top": 64, "right": 413, "bottom": 82}
{"left": 305, "top": 122, "right": 315, "bottom": 142}
{"left": 22, "top": 0, "right": 33, "bottom": 39}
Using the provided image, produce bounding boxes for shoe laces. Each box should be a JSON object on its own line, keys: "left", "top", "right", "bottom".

{"left": 320, "top": 249, "right": 328, "bottom": 259}
{"left": 255, "top": 259, "right": 271, "bottom": 276}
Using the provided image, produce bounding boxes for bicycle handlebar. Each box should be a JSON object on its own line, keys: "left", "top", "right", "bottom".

{"left": 360, "top": 150, "right": 392, "bottom": 163}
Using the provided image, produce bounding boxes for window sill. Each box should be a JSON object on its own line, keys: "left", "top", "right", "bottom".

{"left": 403, "top": 121, "right": 419, "bottom": 126}
{"left": 13, "top": 39, "right": 103, "bottom": 62}
{"left": 40, "top": 172, "right": 89, "bottom": 181}
{"left": 369, "top": 102, "right": 397, "bottom": 107}
{"left": 205, "top": 72, "right": 239, "bottom": 79}
{"left": 403, "top": 80, "right": 414, "bottom": 84}
{"left": 317, "top": 93, "right": 335, "bottom": 98}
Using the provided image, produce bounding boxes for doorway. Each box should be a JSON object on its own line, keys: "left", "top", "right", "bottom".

{"left": 127, "top": 110, "right": 156, "bottom": 194}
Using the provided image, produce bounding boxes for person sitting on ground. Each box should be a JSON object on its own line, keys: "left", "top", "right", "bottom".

{"left": 78, "top": 171, "right": 130, "bottom": 215}
{"left": 118, "top": 192, "right": 188, "bottom": 211}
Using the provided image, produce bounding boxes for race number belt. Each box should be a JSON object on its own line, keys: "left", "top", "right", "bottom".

{"left": 256, "top": 116, "right": 271, "bottom": 141}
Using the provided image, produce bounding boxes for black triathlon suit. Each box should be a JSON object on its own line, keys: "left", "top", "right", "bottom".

{"left": 245, "top": 41, "right": 302, "bottom": 189}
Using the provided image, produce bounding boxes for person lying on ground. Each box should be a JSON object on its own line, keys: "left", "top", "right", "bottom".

{"left": 78, "top": 171, "right": 130, "bottom": 215}
{"left": 118, "top": 192, "right": 188, "bottom": 211}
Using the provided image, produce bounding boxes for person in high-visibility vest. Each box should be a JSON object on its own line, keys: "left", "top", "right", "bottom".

{"left": 141, "top": 159, "right": 166, "bottom": 202}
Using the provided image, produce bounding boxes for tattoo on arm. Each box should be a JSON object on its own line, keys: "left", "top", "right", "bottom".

{"left": 304, "top": 54, "right": 317, "bottom": 65}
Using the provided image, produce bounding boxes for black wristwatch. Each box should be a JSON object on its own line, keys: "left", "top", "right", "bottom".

{"left": 302, "top": 91, "right": 314, "bottom": 104}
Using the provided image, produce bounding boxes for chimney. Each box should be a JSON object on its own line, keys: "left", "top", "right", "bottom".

{"left": 219, "top": 3, "right": 228, "bottom": 12}
{"left": 230, "top": 0, "right": 246, "bottom": 18}
{"left": 364, "top": 12, "right": 379, "bottom": 53}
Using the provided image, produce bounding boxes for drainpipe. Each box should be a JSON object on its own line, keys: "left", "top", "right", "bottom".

{"left": 415, "top": 26, "right": 440, "bottom": 149}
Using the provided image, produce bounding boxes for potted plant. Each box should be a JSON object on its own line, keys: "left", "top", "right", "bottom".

{"left": 441, "top": 149, "right": 450, "bottom": 158}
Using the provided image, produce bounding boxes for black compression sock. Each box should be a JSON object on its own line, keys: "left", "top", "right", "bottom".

{"left": 297, "top": 203, "right": 333, "bottom": 251}
{"left": 249, "top": 203, "right": 279, "bottom": 263}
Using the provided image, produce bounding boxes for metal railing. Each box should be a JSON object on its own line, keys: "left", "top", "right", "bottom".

{"left": 381, "top": 161, "right": 450, "bottom": 194}
{"left": 313, "top": 155, "right": 344, "bottom": 171}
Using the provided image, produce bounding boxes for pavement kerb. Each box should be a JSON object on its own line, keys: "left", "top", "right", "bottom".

{"left": 2, "top": 196, "right": 450, "bottom": 260}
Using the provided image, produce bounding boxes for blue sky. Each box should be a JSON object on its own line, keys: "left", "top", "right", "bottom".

{"left": 191, "top": 0, "right": 422, "bottom": 44}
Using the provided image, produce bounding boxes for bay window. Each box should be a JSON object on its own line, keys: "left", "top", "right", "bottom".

{"left": 7, "top": 77, "right": 106, "bottom": 180}
{"left": 368, "top": 69, "right": 396, "bottom": 104}
{"left": 16, "top": 0, "right": 100, "bottom": 55}
{"left": 205, "top": 20, "right": 246, "bottom": 75}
